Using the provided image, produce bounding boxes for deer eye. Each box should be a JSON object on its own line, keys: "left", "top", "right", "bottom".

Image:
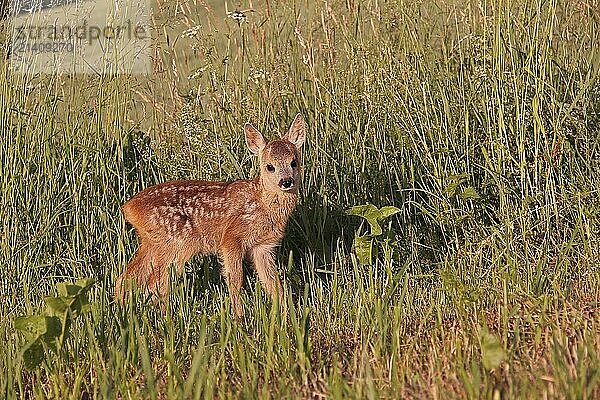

{"left": 290, "top": 159, "right": 297, "bottom": 168}
{"left": 266, "top": 164, "right": 275, "bottom": 172}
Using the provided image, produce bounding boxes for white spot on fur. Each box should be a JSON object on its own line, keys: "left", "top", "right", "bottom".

{"left": 245, "top": 202, "right": 258, "bottom": 213}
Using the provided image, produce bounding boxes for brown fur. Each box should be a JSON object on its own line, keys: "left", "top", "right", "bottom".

{"left": 115, "top": 114, "right": 306, "bottom": 317}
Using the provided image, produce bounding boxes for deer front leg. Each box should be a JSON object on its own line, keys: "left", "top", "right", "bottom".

{"left": 251, "top": 244, "right": 284, "bottom": 309}
{"left": 220, "top": 241, "right": 245, "bottom": 318}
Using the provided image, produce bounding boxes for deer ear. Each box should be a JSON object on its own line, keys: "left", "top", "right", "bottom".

{"left": 245, "top": 123, "right": 267, "bottom": 154}
{"left": 283, "top": 113, "right": 306, "bottom": 149}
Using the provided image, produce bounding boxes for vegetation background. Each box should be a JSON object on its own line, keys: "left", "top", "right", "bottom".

{"left": 1, "top": 0, "right": 600, "bottom": 398}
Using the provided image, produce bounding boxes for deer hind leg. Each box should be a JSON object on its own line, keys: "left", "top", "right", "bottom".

{"left": 115, "top": 240, "right": 153, "bottom": 302}
{"left": 116, "top": 239, "right": 183, "bottom": 302}
{"left": 251, "top": 244, "right": 284, "bottom": 308}
{"left": 145, "top": 240, "right": 191, "bottom": 301}
{"left": 220, "top": 240, "right": 245, "bottom": 318}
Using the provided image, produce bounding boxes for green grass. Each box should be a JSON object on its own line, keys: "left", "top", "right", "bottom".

{"left": 2, "top": 0, "right": 600, "bottom": 398}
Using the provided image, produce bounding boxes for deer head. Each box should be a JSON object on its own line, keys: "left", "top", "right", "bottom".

{"left": 245, "top": 114, "right": 306, "bottom": 194}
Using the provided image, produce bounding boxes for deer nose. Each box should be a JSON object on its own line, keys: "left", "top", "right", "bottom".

{"left": 280, "top": 178, "right": 294, "bottom": 189}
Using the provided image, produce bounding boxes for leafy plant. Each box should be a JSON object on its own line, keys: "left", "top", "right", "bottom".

{"left": 479, "top": 328, "right": 507, "bottom": 371}
{"left": 347, "top": 204, "right": 400, "bottom": 265}
{"left": 445, "top": 173, "right": 481, "bottom": 200}
{"left": 14, "top": 278, "right": 95, "bottom": 370}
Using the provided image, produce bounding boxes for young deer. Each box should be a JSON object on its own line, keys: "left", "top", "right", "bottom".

{"left": 115, "top": 114, "right": 306, "bottom": 317}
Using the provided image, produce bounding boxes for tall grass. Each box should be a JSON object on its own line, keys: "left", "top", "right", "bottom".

{"left": 1, "top": 0, "right": 600, "bottom": 398}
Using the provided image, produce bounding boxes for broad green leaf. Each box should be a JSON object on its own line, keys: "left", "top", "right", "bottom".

{"left": 445, "top": 181, "right": 460, "bottom": 197}
{"left": 77, "top": 295, "right": 92, "bottom": 315}
{"left": 367, "top": 222, "right": 383, "bottom": 236}
{"left": 480, "top": 330, "right": 506, "bottom": 370}
{"left": 348, "top": 204, "right": 381, "bottom": 220}
{"left": 69, "top": 297, "right": 88, "bottom": 317}
{"left": 42, "top": 316, "right": 62, "bottom": 353}
{"left": 460, "top": 187, "right": 481, "bottom": 200}
{"left": 14, "top": 316, "right": 47, "bottom": 338}
{"left": 75, "top": 278, "right": 95, "bottom": 293}
{"left": 15, "top": 315, "right": 63, "bottom": 346}
{"left": 353, "top": 235, "right": 373, "bottom": 265}
{"left": 379, "top": 206, "right": 400, "bottom": 220}
{"left": 22, "top": 339, "right": 45, "bottom": 370}
{"left": 43, "top": 316, "right": 62, "bottom": 339}
{"left": 347, "top": 204, "right": 383, "bottom": 236}
{"left": 56, "top": 283, "right": 82, "bottom": 297}
{"left": 44, "top": 297, "right": 69, "bottom": 314}
{"left": 448, "top": 173, "right": 469, "bottom": 182}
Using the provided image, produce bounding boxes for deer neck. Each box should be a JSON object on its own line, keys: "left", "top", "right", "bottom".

{"left": 256, "top": 176, "right": 298, "bottom": 227}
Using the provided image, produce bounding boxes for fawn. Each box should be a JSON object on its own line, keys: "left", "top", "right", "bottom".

{"left": 115, "top": 114, "right": 306, "bottom": 317}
